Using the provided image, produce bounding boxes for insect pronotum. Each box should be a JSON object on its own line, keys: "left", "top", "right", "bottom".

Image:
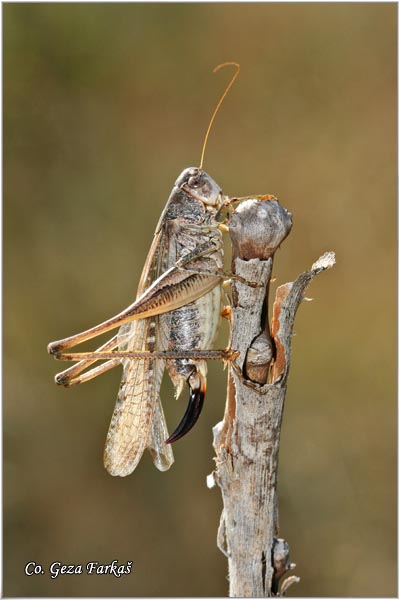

{"left": 48, "top": 62, "right": 276, "bottom": 477}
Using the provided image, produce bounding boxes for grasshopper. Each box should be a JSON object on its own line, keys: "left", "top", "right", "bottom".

{"left": 48, "top": 63, "right": 275, "bottom": 477}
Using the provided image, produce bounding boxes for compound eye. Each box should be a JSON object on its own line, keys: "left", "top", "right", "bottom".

{"left": 188, "top": 175, "right": 201, "bottom": 188}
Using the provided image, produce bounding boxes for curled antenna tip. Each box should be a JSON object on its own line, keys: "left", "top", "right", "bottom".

{"left": 199, "top": 62, "right": 241, "bottom": 170}
{"left": 213, "top": 61, "right": 241, "bottom": 74}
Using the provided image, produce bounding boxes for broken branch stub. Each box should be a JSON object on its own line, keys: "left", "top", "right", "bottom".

{"left": 210, "top": 198, "right": 335, "bottom": 597}
{"left": 230, "top": 200, "right": 292, "bottom": 385}
{"left": 229, "top": 199, "right": 292, "bottom": 261}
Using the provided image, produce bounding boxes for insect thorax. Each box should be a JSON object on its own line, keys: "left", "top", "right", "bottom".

{"left": 163, "top": 188, "right": 210, "bottom": 224}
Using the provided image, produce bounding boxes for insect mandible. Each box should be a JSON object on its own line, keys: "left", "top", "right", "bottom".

{"left": 48, "top": 62, "right": 276, "bottom": 477}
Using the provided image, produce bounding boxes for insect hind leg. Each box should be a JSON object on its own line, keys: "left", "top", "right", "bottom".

{"left": 55, "top": 358, "right": 121, "bottom": 387}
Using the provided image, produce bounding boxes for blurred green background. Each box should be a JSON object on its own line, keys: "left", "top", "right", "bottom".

{"left": 4, "top": 3, "right": 396, "bottom": 597}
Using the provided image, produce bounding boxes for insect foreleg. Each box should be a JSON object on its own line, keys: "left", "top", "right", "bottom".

{"left": 174, "top": 238, "right": 222, "bottom": 267}
{"left": 225, "top": 193, "right": 278, "bottom": 208}
{"left": 215, "top": 193, "right": 278, "bottom": 222}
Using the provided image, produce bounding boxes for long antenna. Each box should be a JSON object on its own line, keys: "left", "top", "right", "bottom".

{"left": 199, "top": 62, "right": 240, "bottom": 170}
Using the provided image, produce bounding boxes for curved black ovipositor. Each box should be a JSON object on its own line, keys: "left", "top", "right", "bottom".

{"left": 166, "top": 380, "right": 205, "bottom": 444}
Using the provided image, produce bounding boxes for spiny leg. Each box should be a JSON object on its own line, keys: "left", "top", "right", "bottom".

{"left": 55, "top": 348, "right": 238, "bottom": 387}
{"left": 56, "top": 349, "right": 238, "bottom": 362}
{"left": 56, "top": 358, "right": 121, "bottom": 387}
{"left": 53, "top": 334, "right": 121, "bottom": 385}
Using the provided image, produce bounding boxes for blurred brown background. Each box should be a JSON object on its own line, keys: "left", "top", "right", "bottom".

{"left": 4, "top": 3, "right": 397, "bottom": 597}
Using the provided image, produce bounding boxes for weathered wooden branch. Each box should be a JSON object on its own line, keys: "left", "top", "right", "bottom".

{"left": 207, "top": 199, "right": 335, "bottom": 597}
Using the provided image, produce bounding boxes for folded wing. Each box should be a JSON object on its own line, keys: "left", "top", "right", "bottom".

{"left": 103, "top": 316, "right": 173, "bottom": 476}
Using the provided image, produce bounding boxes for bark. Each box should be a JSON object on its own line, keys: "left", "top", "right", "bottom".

{"left": 208, "top": 200, "right": 335, "bottom": 597}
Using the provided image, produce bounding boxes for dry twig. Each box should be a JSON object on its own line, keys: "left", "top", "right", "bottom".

{"left": 208, "top": 199, "right": 335, "bottom": 597}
